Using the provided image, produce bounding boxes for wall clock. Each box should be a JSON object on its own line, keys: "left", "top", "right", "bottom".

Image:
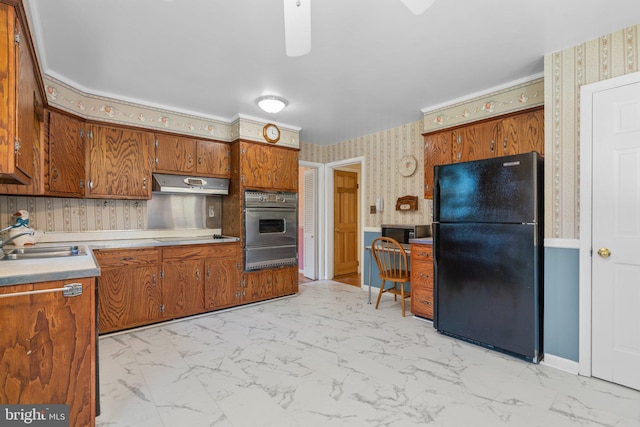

{"left": 263, "top": 123, "right": 281, "bottom": 143}
{"left": 398, "top": 155, "right": 417, "bottom": 177}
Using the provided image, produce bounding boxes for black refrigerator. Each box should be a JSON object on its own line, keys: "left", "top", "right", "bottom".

{"left": 433, "top": 152, "right": 543, "bottom": 363}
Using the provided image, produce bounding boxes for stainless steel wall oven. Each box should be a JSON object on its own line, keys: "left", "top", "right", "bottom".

{"left": 243, "top": 190, "right": 298, "bottom": 271}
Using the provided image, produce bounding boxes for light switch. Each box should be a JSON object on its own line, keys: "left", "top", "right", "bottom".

{"left": 208, "top": 206, "right": 215, "bottom": 217}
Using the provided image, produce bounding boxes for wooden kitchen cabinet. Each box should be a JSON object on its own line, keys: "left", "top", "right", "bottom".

{"left": 204, "top": 243, "right": 242, "bottom": 310}
{"left": 0, "top": 3, "right": 44, "bottom": 186}
{"left": 423, "top": 131, "right": 451, "bottom": 199}
{"left": 0, "top": 277, "right": 96, "bottom": 427}
{"left": 161, "top": 247, "right": 205, "bottom": 319}
{"left": 154, "top": 134, "right": 230, "bottom": 178}
{"left": 87, "top": 124, "right": 153, "bottom": 199}
{"left": 243, "top": 266, "right": 298, "bottom": 303}
{"left": 423, "top": 107, "right": 544, "bottom": 199}
{"left": 410, "top": 243, "right": 434, "bottom": 319}
{"left": 239, "top": 141, "right": 298, "bottom": 190}
{"left": 46, "top": 110, "right": 86, "bottom": 196}
{"left": 95, "top": 248, "right": 162, "bottom": 333}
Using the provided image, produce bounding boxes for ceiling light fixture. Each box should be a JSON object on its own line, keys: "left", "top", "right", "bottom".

{"left": 256, "top": 95, "right": 288, "bottom": 114}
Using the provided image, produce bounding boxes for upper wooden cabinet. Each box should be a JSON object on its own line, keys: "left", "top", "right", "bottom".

{"left": 154, "top": 134, "right": 230, "bottom": 178}
{"left": 424, "top": 107, "right": 544, "bottom": 199}
{"left": 423, "top": 131, "right": 451, "bottom": 199}
{"left": 0, "top": 3, "right": 44, "bottom": 185}
{"left": 87, "top": 124, "right": 153, "bottom": 199}
{"left": 239, "top": 141, "right": 298, "bottom": 190}
{"left": 46, "top": 110, "right": 86, "bottom": 197}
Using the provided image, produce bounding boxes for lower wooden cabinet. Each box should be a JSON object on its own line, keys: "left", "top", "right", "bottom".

{"left": 410, "top": 243, "right": 434, "bottom": 319}
{"left": 204, "top": 246, "right": 241, "bottom": 310}
{"left": 96, "top": 243, "right": 297, "bottom": 334}
{"left": 243, "top": 266, "right": 298, "bottom": 303}
{"left": 0, "top": 277, "right": 96, "bottom": 427}
{"left": 95, "top": 248, "right": 161, "bottom": 333}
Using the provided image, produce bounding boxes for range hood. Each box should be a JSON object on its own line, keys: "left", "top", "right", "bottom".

{"left": 152, "top": 173, "right": 229, "bottom": 195}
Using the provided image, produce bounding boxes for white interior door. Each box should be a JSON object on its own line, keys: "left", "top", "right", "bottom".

{"left": 303, "top": 168, "right": 318, "bottom": 279}
{"left": 591, "top": 80, "right": 640, "bottom": 391}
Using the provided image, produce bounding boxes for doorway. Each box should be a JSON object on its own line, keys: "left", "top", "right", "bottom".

{"left": 325, "top": 158, "right": 364, "bottom": 281}
{"left": 298, "top": 161, "right": 324, "bottom": 280}
{"left": 580, "top": 70, "right": 640, "bottom": 391}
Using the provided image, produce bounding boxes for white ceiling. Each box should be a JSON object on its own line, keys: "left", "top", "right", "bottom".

{"left": 26, "top": 0, "right": 640, "bottom": 146}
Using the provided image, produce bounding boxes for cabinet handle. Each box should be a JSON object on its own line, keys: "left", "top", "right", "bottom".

{"left": 79, "top": 179, "right": 85, "bottom": 189}
{"left": 207, "top": 267, "right": 211, "bottom": 278}
{"left": 503, "top": 137, "right": 508, "bottom": 151}
{"left": 419, "top": 273, "right": 432, "bottom": 279}
{"left": 196, "top": 268, "right": 201, "bottom": 281}
{"left": 197, "top": 156, "right": 202, "bottom": 165}
{"left": 425, "top": 142, "right": 429, "bottom": 149}
{"left": 419, "top": 252, "right": 431, "bottom": 258}
{"left": 0, "top": 283, "right": 83, "bottom": 299}
{"left": 490, "top": 140, "right": 495, "bottom": 152}
{"left": 456, "top": 153, "right": 461, "bottom": 160}
{"left": 120, "top": 257, "right": 136, "bottom": 261}
{"left": 88, "top": 180, "right": 93, "bottom": 189}
{"left": 152, "top": 274, "right": 157, "bottom": 286}
{"left": 425, "top": 184, "right": 430, "bottom": 192}
{"left": 52, "top": 166, "right": 59, "bottom": 181}
{"left": 143, "top": 177, "right": 147, "bottom": 189}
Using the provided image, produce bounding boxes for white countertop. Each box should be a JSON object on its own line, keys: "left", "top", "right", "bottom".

{"left": 0, "top": 231, "right": 240, "bottom": 286}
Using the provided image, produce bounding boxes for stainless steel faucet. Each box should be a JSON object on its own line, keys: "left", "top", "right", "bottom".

{"left": 0, "top": 228, "right": 35, "bottom": 249}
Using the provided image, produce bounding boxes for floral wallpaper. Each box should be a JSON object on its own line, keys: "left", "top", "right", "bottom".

{"left": 422, "top": 78, "right": 544, "bottom": 132}
{"left": 0, "top": 195, "right": 146, "bottom": 232}
{"left": 43, "top": 76, "right": 300, "bottom": 147}
{"left": 544, "top": 23, "right": 640, "bottom": 239}
{"left": 301, "top": 121, "right": 432, "bottom": 228}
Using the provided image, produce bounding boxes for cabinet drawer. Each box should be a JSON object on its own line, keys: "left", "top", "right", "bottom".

{"left": 410, "top": 244, "right": 433, "bottom": 261}
{"left": 411, "top": 261, "right": 434, "bottom": 288}
{"left": 410, "top": 286, "right": 434, "bottom": 319}
{"left": 95, "top": 248, "right": 159, "bottom": 268}
{"left": 162, "top": 243, "right": 240, "bottom": 262}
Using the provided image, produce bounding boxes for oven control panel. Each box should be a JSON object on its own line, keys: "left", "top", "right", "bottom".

{"left": 244, "top": 191, "right": 297, "bottom": 208}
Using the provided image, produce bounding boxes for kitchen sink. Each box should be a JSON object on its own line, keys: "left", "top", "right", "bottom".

{"left": 1, "top": 245, "right": 85, "bottom": 260}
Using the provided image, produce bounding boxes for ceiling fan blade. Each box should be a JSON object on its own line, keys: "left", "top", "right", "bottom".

{"left": 284, "top": 0, "right": 311, "bottom": 57}
{"left": 400, "top": 0, "right": 436, "bottom": 15}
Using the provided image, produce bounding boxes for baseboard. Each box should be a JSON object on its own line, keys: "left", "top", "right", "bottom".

{"left": 541, "top": 353, "right": 579, "bottom": 374}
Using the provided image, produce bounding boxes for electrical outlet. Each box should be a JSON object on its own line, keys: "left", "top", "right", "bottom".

{"left": 208, "top": 206, "right": 215, "bottom": 217}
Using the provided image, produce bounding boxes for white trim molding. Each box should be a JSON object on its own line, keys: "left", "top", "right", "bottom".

{"left": 544, "top": 238, "right": 580, "bottom": 249}
{"left": 542, "top": 354, "right": 580, "bottom": 375}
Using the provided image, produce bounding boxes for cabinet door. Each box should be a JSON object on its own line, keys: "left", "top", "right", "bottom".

{"left": 244, "top": 270, "right": 274, "bottom": 303}
{"left": 500, "top": 108, "right": 544, "bottom": 156}
{"left": 14, "top": 14, "right": 42, "bottom": 182}
{"left": 272, "top": 147, "right": 298, "bottom": 190}
{"left": 452, "top": 119, "right": 501, "bottom": 163}
{"left": 98, "top": 266, "right": 161, "bottom": 333}
{"left": 88, "top": 125, "right": 153, "bottom": 199}
{"left": 47, "top": 111, "right": 85, "bottom": 196}
{"left": 423, "top": 131, "right": 451, "bottom": 199}
{"left": 162, "top": 259, "right": 205, "bottom": 318}
{"left": 272, "top": 266, "right": 298, "bottom": 297}
{"left": 0, "top": 278, "right": 96, "bottom": 426}
{"left": 154, "top": 134, "right": 195, "bottom": 174}
{"left": 197, "top": 140, "right": 230, "bottom": 177}
{"left": 205, "top": 257, "right": 240, "bottom": 310}
{"left": 240, "top": 142, "right": 272, "bottom": 188}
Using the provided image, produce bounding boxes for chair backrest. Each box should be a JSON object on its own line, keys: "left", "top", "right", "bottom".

{"left": 371, "top": 236, "right": 409, "bottom": 279}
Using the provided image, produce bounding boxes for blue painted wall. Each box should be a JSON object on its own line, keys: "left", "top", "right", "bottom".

{"left": 363, "top": 233, "right": 580, "bottom": 361}
{"left": 543, "top": 246, "right": 579, "bottom": 361}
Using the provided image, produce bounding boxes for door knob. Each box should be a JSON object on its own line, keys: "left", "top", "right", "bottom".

{"left": 335, "top": 228, "right": 340, "bottom": 232}
{"left": 597, "top": 248, "right": 611, "bottom": 258}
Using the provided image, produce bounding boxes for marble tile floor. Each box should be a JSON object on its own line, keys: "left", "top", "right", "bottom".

{"left": 97, "top": 281, "right": 640, "bottom": 427}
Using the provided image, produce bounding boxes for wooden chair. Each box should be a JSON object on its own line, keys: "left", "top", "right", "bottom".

{"left": 371, "top": 236, "right": 411, "bottom": 316}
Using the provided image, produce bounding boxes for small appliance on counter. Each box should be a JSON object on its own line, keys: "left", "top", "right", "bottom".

{"left": 381, "top": 224, "right": 431, "bottom": 248}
